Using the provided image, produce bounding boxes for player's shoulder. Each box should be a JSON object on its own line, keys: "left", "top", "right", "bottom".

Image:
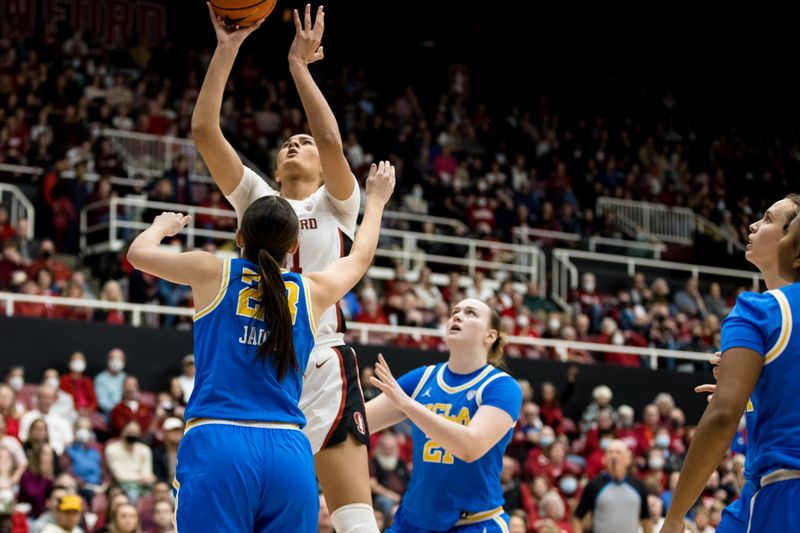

{"left": 729, "top": 290, "right": 781, "bottom": 320}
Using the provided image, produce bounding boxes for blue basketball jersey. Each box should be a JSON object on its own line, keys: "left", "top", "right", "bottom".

{"left": 721, "top": 284, "right": 800, "bottom": 484}
{"left": 187, "top": 258, "right": 316, "bottom": 426}
{"left": 395, "top": 363, "right": 522, "bottom": 531}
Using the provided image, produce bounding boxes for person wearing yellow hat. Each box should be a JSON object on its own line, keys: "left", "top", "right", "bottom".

{"left": 40, "top": 494, "right": 83, "bottom": 533}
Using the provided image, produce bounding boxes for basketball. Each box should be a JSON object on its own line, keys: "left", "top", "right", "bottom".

{"left": 210, "top": 0, "right": 278, "bottom": 27}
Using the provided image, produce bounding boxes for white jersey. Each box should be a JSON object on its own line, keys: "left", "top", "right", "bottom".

{"left": 226, "top": 166, "right": 360, "bottom": 349}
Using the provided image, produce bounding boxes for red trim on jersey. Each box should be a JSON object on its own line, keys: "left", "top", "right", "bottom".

{"left": 335, "top": 229, "right": 345, "bottom": 333}
{"left": 322, "top": 347, "right": 347, "bottom": 448}
{"left": 338, "top": 229, "right": 345, "bottom": 257}
{"left": 352, "top": 347, "right": 366, "bottom": 404}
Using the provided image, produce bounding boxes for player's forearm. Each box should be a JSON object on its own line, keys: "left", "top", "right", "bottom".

{"left": 665, "top": 405, "right": 740, "bottom": 521}
{"left": 289, "top": 60, "right": 343, "bottom": 150}
{"left": 348, "top": 201, "right": 384, "bottom": 270}
{"left": 401, "top": 400, "right": 481, "bottom": 463}
{"left": 192, "top": 45, "right": 239, "bottom": 137}
{"left": 127, "top": 226, "right": 169, "bottom": 268}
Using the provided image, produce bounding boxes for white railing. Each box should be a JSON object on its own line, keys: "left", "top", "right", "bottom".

{"left": 696, "top": 215, "right": 747, "bottom": 254}
{"left": 0, "top": 163, "right": 44, "bottom": 179}
{"left": 514, "top": 227, "right": 667, "bottom": 259}
{"left": 80, "top": 197, "right": 238, "bottom": 255}
{"left": 0, "top": 183, "right": 35, "bottom": 239}
{"left": 551, "top": 248, "right": 762, "bottom": 313}
{"left": 379, "top": 209, "right": 467, "bottom": 232}
{"left": 80, "top": 197, "right": 545, "bottom": 290}
{"left": 597, "top": 197, "right": 746, "bottom": 252}
{"left": 102, "top": 128, "right": 213, "bottom": 184}
{"left": 0, "top": 292, "right": 712, "bottom": 369}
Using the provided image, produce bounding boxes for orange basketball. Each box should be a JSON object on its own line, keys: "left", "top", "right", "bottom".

{"left": 210, "top": 0, "right": 278, "bottom": 27}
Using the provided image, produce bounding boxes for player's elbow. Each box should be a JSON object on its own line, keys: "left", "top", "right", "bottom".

{"left": 190, "top": 117, "right": 217, "bottom": 142}
{"left": 126, "top": 247, "right": 142, "bottom": 270}
{"left": 705, "top": 403, "right": 741, "bottom": 429}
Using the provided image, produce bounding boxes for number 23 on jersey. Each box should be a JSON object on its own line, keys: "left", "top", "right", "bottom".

{"left": 236, "top": 267, "right": 299, "bottom": 323}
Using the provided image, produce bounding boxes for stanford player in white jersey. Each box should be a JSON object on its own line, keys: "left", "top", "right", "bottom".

{"left": 193, "top": 6, "right": 382, "bottom": 532}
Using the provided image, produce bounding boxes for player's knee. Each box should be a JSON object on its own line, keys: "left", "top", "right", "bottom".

{"left": 330, "top": 503, "right": 380, "bottom": 533}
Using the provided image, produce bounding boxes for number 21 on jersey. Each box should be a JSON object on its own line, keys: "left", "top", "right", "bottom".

{"left": 236, "top": 267, "right": 299, "bottom": 323}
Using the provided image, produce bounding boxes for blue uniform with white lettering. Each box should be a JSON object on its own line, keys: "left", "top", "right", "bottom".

{"left": 719, "top": 285, "right": 800, "bottom": 532}
{"left": 387, "top": 363, "right": 522, "bottom": 533}
{"left": 174, "top": 258, "right": 318, "bottom": 533}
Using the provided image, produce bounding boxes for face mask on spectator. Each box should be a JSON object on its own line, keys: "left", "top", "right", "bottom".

{"left": 611, "top": 332, "right": 624, "bottom": 346}
{"left": 582, "top": 280, "right": 596, "bottom": 292}
{"left": 46, "top": 377, "right": 60, "bottom": 389}
{"left": 124, "top": 434, "right": 139, "bottom": 444}
{"left": 539, "top": 435, "right": 554, "bottom": 448}
{"left": 655, "top": 435, "right": 671, "bottom": 449}
{"left": 649, "top": 456, "right": 665, "bottom": 470}
{"left": 548, "top": 318, "right": 560, "bottom": 332}
{"left": 559, "top": 476, "right": 578, "bottom": 495}
{"left": 108, "top": 359, "right": 125, "bottom": 373}
{"left": 69, "top": 360, "right": 86, "bottom": 374}
{"left": 599, "top": 437, "right": 611, "bottom": 451}
{"left": 8, "top": 376, "right": 23, "bottom": 391}
{"left": 75, "top": 428, "right": 93, "bottom": 443}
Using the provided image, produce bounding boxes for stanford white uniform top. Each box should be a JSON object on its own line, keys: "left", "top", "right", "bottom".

{"left": 226, "top": 166, "right": 360, "bottom": 350}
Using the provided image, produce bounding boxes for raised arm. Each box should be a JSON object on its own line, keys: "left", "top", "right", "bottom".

{"left": 660, "top": 347, "right": 762, "bottom": 533}
{"left": 191, "top": 4, "right": 264, "bottom": 195}
{"left": 288, "top": 5, "right": 355, "bottom": 201}
{"left": 126, "top": 212, "right": 223, "bottom": 310}
{"left": 304, "top": 161, "right": 394, "bottom": 325}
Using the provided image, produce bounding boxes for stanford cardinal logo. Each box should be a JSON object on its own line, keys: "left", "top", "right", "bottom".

{"left": 354, "top": 412, "right": 366, "bottom": 435}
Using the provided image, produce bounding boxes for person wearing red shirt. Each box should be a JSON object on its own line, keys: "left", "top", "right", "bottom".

{"left": 59, "top": 352, "right": 97, "bottom": 415}
{"left": 109, "top": 376, "right": 152, "bottom": 438}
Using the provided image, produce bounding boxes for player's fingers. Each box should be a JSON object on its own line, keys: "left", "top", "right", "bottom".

{"left": 710, "top": 355, "right": 722, "bottom": 365}
{"left": 304, "top": 3, "right": 312, "bottom": 31}
{"left": 293, "top": 9, "right": 302, "bottom": 32}
{"left": 367, "top": 162, "right": 377, "bottom": 178}
{"left": 370, "top": 376, "right": 387, "bottom": 392}
{"left": 315, "top": 5, "right": 325, "bottom": 35}
{"left": 694, "top": 384, "right": 716, "bottom": 394}
{"left": 180, "top": 215, "right": 192, "bottom": 226}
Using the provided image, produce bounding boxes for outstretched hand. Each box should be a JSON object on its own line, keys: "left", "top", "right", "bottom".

{"left": 365, "top": 161, "right": 396, "bottom": 206}
{"left": 370, "top": 354, "right": 412, "bottom": 411}
{"left": 206, "top": 2, "right": 266, "bottom": 48}
{"left": 289, "top": 4, "right": 325, "bottom": 66}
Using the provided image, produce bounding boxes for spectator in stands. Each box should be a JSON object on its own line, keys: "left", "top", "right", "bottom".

{"left": 0, "top": 207, "right": 14, "bottom": 245}
{"left": 673, "top": 277, "right": 707, "bottom": 318}
{"left": 29, "top": 485, "right": 69, "bottom": 533}
{"left": 94, "top": 280, "right": 127, "bottom": 325}
{"left": 152, "top": 417, "right": 182, "bottom": 484}
{"left": 703, "top": 281, "right": 729, "bottom": 318}
{"left": 109, "top": 377, "right": 152, "bottom": 438}
{"left": 59, "top": 352, "right": 97, "bottom": 415}
{"left": 534, "top": 490, "right": 571, "bottom": 533}
{"left": 166, "top": 378, "right": 186, "bottom": 414}
{"left": 465, "top": 270, "right": 494, "bottom": 301}
{"left": 523, "top": 281, "right": 557, "bottom": 315}
{"left": 105, "top": 421, "right": 155, "bottom": 503}
{"left": 28, "top": 240, "right": 71, "bottom": 286}
{"left": 580, "top": 385, "right": 616, "bottom": 434}
{"left": 508, "top": 511, "right": 527, "bottom": 533}
{"left": 0, "top": 241, "right": 27, "bottom": 290}
{"left": 500, "top": 456, "right": 522, "bottom": 513}
{"left": 63, "top": 417, "right": 102, "bottom": 502}
{"left": 572, "top": 440, "right": 652, "bottom": 533}
{"left": 360, "top": 367, "right": 380, "bottom": 403}
{"left": 653, "top": 393, "right": 676, "bottom": 426}
{"left": 634, "top": 404, "right": 661, "bottom": 456}
{"left": 162, "top": 156, "right": 192, "bottom": 206}
{"left": 19, "top": 443, "right": 56, "bottom": 518}
{"left": 0, "top": 416, "right": 26, "bottom": 479}
{"left": 369, "top": 432, "right": 410, "bottom": 519}
{"left": 42, "top": 369, "right": 78, "bottom": 424}
{"left": 106, "top": 502, "right": 142, "bottom": 533}
{"left": 20, "top": 386, "right": 73, "bottom": 455}
{"left": 41, "top": 494, "right": 84, "bottom": 533}
{"left": 95, "top": 348, "right": 127, "bottom": 415}
{"left": 55, "top": 279, "right": 93, "bottom": 321}
{"left": 0, "top": 383, "right": 22, "bottom": 438}
{"left": 441, "top": 271, "right": 465, "bottom": 305}
{"left": 176, "top": 355, "right": 194, "bottom": 403}
{"left": 151, "top": 500, "right": 176, "bottom": 533}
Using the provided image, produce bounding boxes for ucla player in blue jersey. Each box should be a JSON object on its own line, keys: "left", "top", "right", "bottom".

{"left": 662, "top": 204, "right": 800, "bottom": 533}
{"left": 126, "top": 161, "right": 395, "bottom": 532}
{"left": 366, "top": 298, "right": 523, "bottom": 533}
{"left": 691, "top": 194, "right": 800, "bottom": 533}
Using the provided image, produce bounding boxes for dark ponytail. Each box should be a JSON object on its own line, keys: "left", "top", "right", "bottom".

{"left": 240, "top": 196, "right": 300, "bottom": 380}
{"left": 256, "top": 249, "right": 297, "bottom": 380}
